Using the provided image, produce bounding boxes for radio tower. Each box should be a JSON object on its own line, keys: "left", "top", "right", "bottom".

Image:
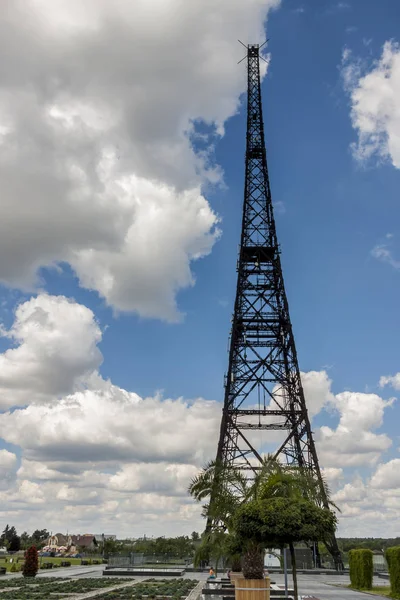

{"left": 213, "top": 43, "right": 343, "bottom": 570}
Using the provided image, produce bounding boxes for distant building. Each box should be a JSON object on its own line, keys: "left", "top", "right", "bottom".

{"left": 45, "top": 533, "right": 73, "bottom": 550}
{"left": 71, "top": 535, "right": 97, "bottom": 550}
{"left": 44, "top": 533, "right": 98, "bottom": 553}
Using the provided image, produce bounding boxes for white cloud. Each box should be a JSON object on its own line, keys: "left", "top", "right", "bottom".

{"left": 321, "top": 467, "right": 343, "bottom": 483}
{"left": 0, "top": 480, "right": 45, "bottom": 505}
{"left": 370, "top": 459, "right": 400, "bottom": 489}
{"left": 109, "top": 463, "right": 199, "bottom": 495}
{"left": 0, "top": 294, "right": 221, "bottom": 534}
{"left": 0, "top": 294, "right": 102, "bottom": 409}
{"left": 17, "top": 459, "right": 76, "bottom": 482}
{"left": 0, "top": 383, "right": 219, "bottom": 466}
{"left": 301, "top": 370, "right": 335, "bottom": 417}
{"left": 342, "top": 41, "right": 400, "bottom": 168}
{"left": 0, "top": 449, "right": 17, "bottom": 485}
{"left": 371, "top": 244, "right": 400, "bottom": 270}
{"left": 380, "top": 371, "right": 400, "bottom": 389}
{"left": 317, "top": 390, "right": 394, "bottom": 467}
{"left": 299, "top": 370, "right": 393, "bottom": 468}
{"left": 0, "top": 0, "right": 280, "bottom": 321}
{"left": 332, "top": 460, "right": 400, "bottom": 536}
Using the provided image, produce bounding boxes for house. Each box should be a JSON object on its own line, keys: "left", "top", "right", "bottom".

{"left": 43, "top": 533, "right": 97, "bottom": 553}
{"left": 44, "top": 533, "right": 73, "bottom": 551}
{"left": 71, "top": 535, "right": 97, "bottom": 551}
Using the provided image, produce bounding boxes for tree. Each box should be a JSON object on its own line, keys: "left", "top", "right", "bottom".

{"left": 31, "top": 529, "right": 49, "bottom": 547}
{"left": 189, "top": 460, "right": 248, "bottom": 529}
{"left": 233, "top": 496, "right": 337, "bottom": 600}
{"left": 103, "top": 538, "right": 121, "bottom": 556}
{"left": 191, "top": 532, "right": 200, "bottom": 542}
{"left": 20, "top": 532, "right": 30, "bottom": 550}
{"left": 1, "top": 525, "right": 19, "bottom": 549}
{"left": 189, "top": 458, "right": 339, "bottom": 596}
{"left": 8, "top": 534, "right": 21, "bottom": 552}
{"left": 23, "top": 545, "right": 39, "bottom": 578}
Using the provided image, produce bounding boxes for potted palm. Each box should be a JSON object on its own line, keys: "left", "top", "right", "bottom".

{"left": 231, "top": 502, "right": 269, "bottom": 600}
{"left": 233, "top": 493, "right": 337, "bottom": 600}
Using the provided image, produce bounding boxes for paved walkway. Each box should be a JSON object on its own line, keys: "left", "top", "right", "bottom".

{"left": 2, "top": 568, "right": 390, "bottom": 600}
{"left": 271, "top": 573, "right": 388, "bottom": 600}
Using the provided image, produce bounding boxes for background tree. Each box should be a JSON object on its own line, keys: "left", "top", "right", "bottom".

{"left": 20, "top": 532, "right": 30, "bottom": 550}
{"left": 31, "top": 529, "right": 49, "bottom": 548}
{"left": 194, "top": 530, "right": 227, "bottom": 573}
{"left": 8, "top": 533, "right": 21, "bottom": 552}
{"left": 0, "top": 525, "right": 19, "bottom": 549}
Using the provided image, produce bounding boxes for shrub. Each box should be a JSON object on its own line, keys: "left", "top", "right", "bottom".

{"left": 385, "top": 546, "right": 400, "bottom": 599}
{"left": 349, "top": 549, "right": 373, "bottom": 590}
{"left": 23, "top": 545, "right": 39, "bottom": 578}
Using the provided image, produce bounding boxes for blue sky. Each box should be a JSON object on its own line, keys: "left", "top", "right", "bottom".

{"left": 0, "top": 0, "right": 399, "bottom": 538}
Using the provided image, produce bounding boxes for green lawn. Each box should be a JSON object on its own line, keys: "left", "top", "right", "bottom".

{"left": 0, "top": 555, "right": 103, "bottom": 572}
{"left": 349, "top": 586, "right": 394, "bottom": 598}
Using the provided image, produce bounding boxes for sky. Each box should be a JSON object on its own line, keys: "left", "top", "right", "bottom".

{"left": 0, "top": 0, "right": 400, "bottom": 540}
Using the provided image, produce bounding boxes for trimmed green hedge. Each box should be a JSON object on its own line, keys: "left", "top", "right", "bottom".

{"left": 349, "top": 549, "right": 373, "bottom": 590}
{"left": 386, "top": 546, "right": 400, "bottom": 599}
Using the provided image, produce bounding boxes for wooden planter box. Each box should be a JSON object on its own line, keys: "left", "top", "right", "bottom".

{"left": 234, "top": 577, "right": 270, "bottom": 600}
{"left": 230, "top": 572, "right": 243, "bottom": 584}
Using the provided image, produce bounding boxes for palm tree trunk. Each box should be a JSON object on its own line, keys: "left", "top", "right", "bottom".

{"left": 289, "top": 543, "right": 298, "bottom": 600}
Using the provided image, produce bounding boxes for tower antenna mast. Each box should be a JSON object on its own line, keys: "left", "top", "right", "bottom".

{"left": 212, "top": 43, "right": 343, "bottom": 570}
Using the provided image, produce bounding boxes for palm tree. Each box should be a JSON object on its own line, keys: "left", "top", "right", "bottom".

{"left": 188, "top": 460, "right": 249, "bottom": 529}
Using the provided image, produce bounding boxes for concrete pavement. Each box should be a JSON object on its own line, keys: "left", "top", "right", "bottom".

{"left": 271, "top": 573, "right": 388, "bottom": 600}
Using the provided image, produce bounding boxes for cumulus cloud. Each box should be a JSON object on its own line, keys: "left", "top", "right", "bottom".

{"left": 317, "top": 390, "right": 394, "bottom": 467}
{"left": 0, "top": 449, "right": 17, "bottom": 486}
{"left": 380, "top": 371, "right": 400, "bottom": 389}
{"left": 331, "top": 460, "right": 400, "bottom": 536}
{"left": 0, "top": 294, "right": 102, "bottom": 409}
{"left": 301, "top": 370, "right": 335, "bottom": 417}
{"left": 298, "top": 370, "right": 394, "bottom": 468}
{"left": 0, "top": 383, "right": 220, "bottom": 466}
{"left": 342, "top": 41, "right": 400, "bottom": 168}
{"left": 321, "top": 467, "right": 344, "bottom": 484}
{"left": 0, "top": 0, "right": 280, "bottom": 321}
{"left": 370, "top": 459, "right": 400, "bottom": 489}
{"left": 0, "top": 293, "right": 221, "bottom": 533}
{"left": 108, "top": 463, "right": 199, "bottom": 496}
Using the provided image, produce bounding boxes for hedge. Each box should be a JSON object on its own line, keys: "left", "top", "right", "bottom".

{"left": 349, "top": 549, "right": 373, "bottom": 590}
{"left": 385, "top": 546, "right": 400, "bottom": 598}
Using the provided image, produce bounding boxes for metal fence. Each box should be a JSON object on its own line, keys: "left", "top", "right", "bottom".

{"left": 373, "top": 554, "right": 388, "bottom": 572}
{"left": 108, "top": 554, "right": 192, "bottom": 567}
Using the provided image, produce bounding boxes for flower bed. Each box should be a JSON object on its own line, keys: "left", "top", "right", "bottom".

{"left": 94, "top": 578, "right": 199, "bottom": 600}
{"left": 0, "top": 576, "right": 133, "bottom": 600}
